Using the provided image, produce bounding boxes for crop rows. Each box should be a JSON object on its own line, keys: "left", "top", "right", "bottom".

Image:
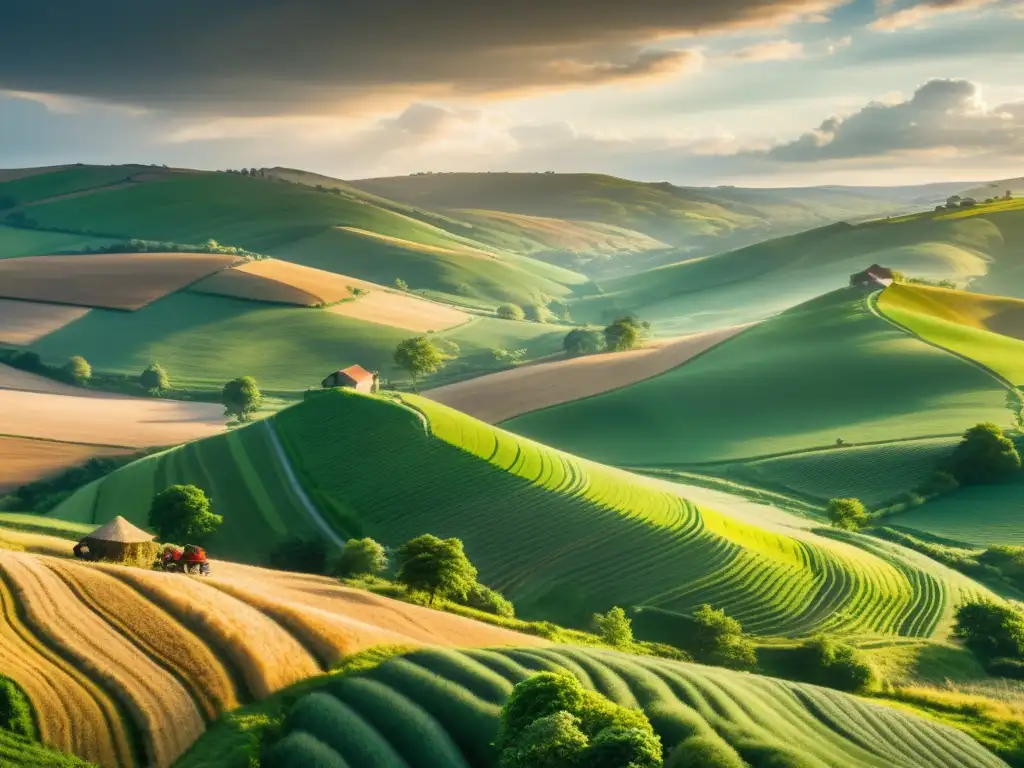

{"left": 263, "top": 645, "right": 1003, "bottom": 768}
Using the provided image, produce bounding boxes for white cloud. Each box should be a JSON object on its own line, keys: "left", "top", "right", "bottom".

{"left": 727, "top": 39, "right": 806, "bottom": 62}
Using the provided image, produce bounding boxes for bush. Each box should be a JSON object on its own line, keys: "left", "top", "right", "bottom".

{"left": 688, "top": 605, "right": 756, "bottom": 670}
{"left": 465, "top": 583, "right": 515, "bottom": 617}
{"left": 791, "top": 636, "right": 876, "bottom": 692}
{"left": 524, "top": 303, "right": 552, "bottom": 323}
{"left": 140, "top": 362, "right": 169, "bottom": 393}
{"left": 593, "top": 606, "right": 633, "bottom": 647}
{"left": 333, "top": 537, "right": 388, "bottom": 578}
{"left": 666, "top": 736, "right": 746, "bottom": 768}
{"left": 563, "top": 328, "right": 604, "bottom": 357}
{"left": 953, "top": 599, "right": 1024, "bottom": 662}
{"left": 827, "top": 498, "right": 868, "bottom": 531}
{"left": 950, "top": 422, "right": 1021, "bottom": 485}
{"left": 604, "top": 316, "right": 646, "bottom": 352}
{"left": 0, "top": 675, "right": 34, "bottom": 739}
{"left": 65, "top": 355, "right": 91, "bottom": 385}
{"left": 496, "top": 303, "right": 526, "bottom": 321}
{"left": 269, "top": 537, "right": 329, "bottom": 575}
{"left": 913, "top": 469, "right": 959, "bottom": 497}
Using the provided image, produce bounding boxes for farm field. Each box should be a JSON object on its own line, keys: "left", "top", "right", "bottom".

{"left": 504, "top": 289, "right": 1009, "bottom": 467}
{"left": 0, "top": 252, "right": 239, "bottom": 310}
{"left": 326, "top": 289, "right": 469, "bottom": 333}
{"left": 0, "top": 549, "right": 539, "bottom": 768}
{"left": 0, "top": 387, "right": 224, "bottom": 447}
{"left": 895, "top": 478, "right": 1024, "bottom": 547}
{"left": 878, "top": 283, "right": 1024, "bottom": 384}
{"left": 0, "top": 436, "right": 132, "bottom": 493}
{"left": 191, "top": 258, "right": 368, "bottom": 307}
{"left": 425, "top": 324, "right": 748, "bottom": 424}
{"left": 183, "top": 644, "right": 1004, "bottom": 768}
{"left": 0, "top": 299, "right": 90, "bottom": 345}
{"left": 0, "top": 164, "right": 155, "bottom": 207}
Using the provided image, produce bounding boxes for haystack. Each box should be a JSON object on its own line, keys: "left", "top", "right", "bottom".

{"left": 74, "top": 516, "right": 157, "bottom": 563}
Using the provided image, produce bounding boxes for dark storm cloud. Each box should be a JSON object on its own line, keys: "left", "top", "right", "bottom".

{"left": 0, "top": 0, "right": 840, "bottom": 113}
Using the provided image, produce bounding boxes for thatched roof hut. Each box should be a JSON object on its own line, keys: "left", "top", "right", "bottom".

{"left": 74, "top": 516, "right": 157, "bottom": 564}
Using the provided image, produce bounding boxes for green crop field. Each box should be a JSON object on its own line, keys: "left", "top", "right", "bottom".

{"left": 0, "top": 225, "right": 118, "bottom": 259}
{"left": 896, "top": 476, "right": 1024, "bottom": 547}
{"left": 505, "top": 289, "right": 1008, "bottom": 467}
{"left": 189, "top": 645, "right": 1003, "bottom": 768}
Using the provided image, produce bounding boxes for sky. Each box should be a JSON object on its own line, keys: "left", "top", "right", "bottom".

{"left": 0, "top": 0, "right": 1022, "bottom": 186}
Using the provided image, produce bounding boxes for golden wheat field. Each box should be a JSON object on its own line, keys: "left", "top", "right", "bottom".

{"left": 327, "top": 289, "right": 469, "bottom": 332}
{"left": 0, "top": 252, "right": 239, "bottom": 310}
{"left": 0, "top": 549, "right": 542, "bottom": 767}
{"left": 425, "top": 324, "right": 750, "bottom": 423}
{"left": 191, "top": 258, "right": 364, "bottom": 306}
{"left": 0, "top": 298, "right": 90, "bottom": 345}
{"left": 0, "top": 436, "right": 131, "bottom": 493}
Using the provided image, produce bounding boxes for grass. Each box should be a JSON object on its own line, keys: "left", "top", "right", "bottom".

{"left": 896, "top": 477, "right": 1024, "bottom": 547}
{"left": 0, "top": 514, "right": 96, "bottom": 539}
{"left": 0, "top": 224, "right": 117, "bottom": 259}
{"left": 0, "top": 730, "right": 94, "bottom": 767}
{"left": 505, "top": 289, "right": 1008, "bottom": 467}
{"left": 0, "top": 165, "right": 150, "bottom": 206}
{"left": 244, "top": 644, "right": 1005, "bottom": 768}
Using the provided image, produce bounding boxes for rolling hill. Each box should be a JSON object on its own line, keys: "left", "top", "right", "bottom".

{"left": 51, "top": 388, "right": 993, "bottom": 640}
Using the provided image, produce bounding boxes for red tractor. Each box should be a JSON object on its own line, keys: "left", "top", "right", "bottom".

{"left": 161, "top": 544, "right": 211, "bottom": 575}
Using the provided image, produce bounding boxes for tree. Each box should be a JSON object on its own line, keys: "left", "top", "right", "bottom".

{"left": 148, "top": 484, "right": 222, "bottom": 543}
{"left": 222, "top": 377, "right": 262, "bottom": 422}
{"left": 466, "top": 583, "right": 515, "bottom": 617}
{"left": 396, "top": 534, "right": 478, "bottom": 605}
{"left": 394, "top": 278, "right": 410, "bottom": 292}
{"left": 140, "top": 363, "right": 169, "bottom": 394}
{"left": 689, "top": 604, "right": 756, "bottom": 669}
{"left": 334, "top": 537, "right": 388, "bottom": 578}
{"left": 827, "top": 498, "right": 868, "bottom": 531}
{"left": 954, "top": 599, "right": 1024, "bottom": 662}
{"left": 393, "top": 337, "right": 452, "bottom": 392}
{"left": 524, "top": 303, "right": 552, "bottom": 323}
{"left": 65, "top": 356, "right": 91, "bottom": 385}
{"left": 593, "top": 606, "right": 633, "bottom": 647}
{"left": 604, "top": 316, "right": 649, "bottom": 352}
{"left": 563, "top": 329, "right": 604, "bottom": 357}
{"left": 793, "top": 636, "right": 876, "bottom": 692}
{"left": 951, "top": 422, "right": 1022, "bottom": 484}
{"left": 496, "top": 303, "right": 526, "bottom": 321}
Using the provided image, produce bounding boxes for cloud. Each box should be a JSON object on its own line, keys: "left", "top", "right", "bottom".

{"left": 870, "top": 0, "right": 997, "bottom": 30}
{"left": 728, "top": 40, "right": 806, "bottom": 61}
{"left": 0, "top": 0, "right": 846, "bottom": 114}
{"left": 825, "top": 35, "right": 853, "bottom": 53}
{"left": 764, "top": 79, "right": 1024, "bottom": 161}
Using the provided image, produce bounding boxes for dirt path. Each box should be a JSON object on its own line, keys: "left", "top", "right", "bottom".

{"left": 424, "top": 324, "right": 752, "bottom": 424}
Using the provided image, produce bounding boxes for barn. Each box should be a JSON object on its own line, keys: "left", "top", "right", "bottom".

{"left": 321, "top": 364, "right": 377, "bottom": 393}
{"left": 849, "top": 264, "right": 895, "bottom": 288}
{"left": 73, "top": 516, "right": 158, "bottom": 563}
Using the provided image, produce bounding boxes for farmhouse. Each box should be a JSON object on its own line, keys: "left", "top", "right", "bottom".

{"left": 849, "top": 264, "right": 895, "bottom": 288}
{"left": 322, "top": 364, "right": 377, "bottom": 393}
{"left": 72, "top": 515, "right": 156, "bottom": 562}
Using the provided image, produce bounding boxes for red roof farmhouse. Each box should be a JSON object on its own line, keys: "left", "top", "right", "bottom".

{"left": 849, "top": 264, "right": 895, "bottom": 288}
{"left": 321, "top": 364, "right": 378, "bottom": 393}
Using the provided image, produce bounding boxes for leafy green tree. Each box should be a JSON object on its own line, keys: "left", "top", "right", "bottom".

{"left": 222, "top": 376, "right": 262, "bottom": 422}
{"left": 65, "top": 356, "right": 91, "bottom": 385}
{"left": 827, "top": 498, "right": 868, "bottom": 531}
{"left": 604, "top": 316, "right": 649, "bottom": 352}
{"left": 588, "top": 727, "right": 663, "bottom": 768}
{"left": 593, "top": 606, "right": 633, "bottom": 647}
{"left": 466, "top": 583, "right": 515, "bottom": 617}
{"left": 148, "top": 484, "right": 222, "bottom": 543}
{"left": 496, "top": 304, "right": 526, "bottom": 321}
{"left": 140, "top": 363, "right": 169, "bottom": 393}
{"left": 393, "top": 337, "right": 452, "bottom": 392}
{"left": 334, "top": 537, "right": 388, "bottom": 578}
{"left": 563, "top": 329, "right": 604, "bottom": 357}
{"left": 396, "top": 534, "right": 478, "bottom": 605}
{"left": 666, "top": 736, "right": 746, "bottom": 768}
{"left": 951, "top": 422, "right": 1022, "bottom": 484}
{"left": 954, "top": 599, "right": 1024, "bottom": 661}
{"left": 689, "top": 604, "right": 756, "bottom": 670}
{"left": 499, "top": 711, "right": 589, "bottom": 768}
{"left": 524, "top": 303, "right": 552, "bottom": 323}
{"left": 793, "top": 636, "right": 876, "bottom": 692}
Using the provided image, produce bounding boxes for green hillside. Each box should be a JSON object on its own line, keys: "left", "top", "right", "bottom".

{"left": 180, "top": 645, "right": 1004, "bottom": 768}
{"left": 504, "top": 289, "right": 1009, "bottom": 469}
{"left": 0, "top": 164, "right": 153, "bottom": 206}
{"left": 896, "top": 476, "right": 1024, "bottom": 547}
{"left": 27, "top": 292, "right": 564, "bottom": 393}
{"left": 55, "top": 388, "right": 992, "bottom": 639}
{"left": 0, "top": 224, "right": 117, "bottom": 259}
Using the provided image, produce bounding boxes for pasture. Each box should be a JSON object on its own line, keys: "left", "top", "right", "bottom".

{"left": 199, "top": 645, "right": 1003, "bottom": 768}
{"left": 0, "top": 252, "right": 239, "bottom": 310}
{"left": 0, "top": 299, "right": 90, "bottom": 345}
{"left": 504, "top": 289, "right": 1008, "bottom": 467}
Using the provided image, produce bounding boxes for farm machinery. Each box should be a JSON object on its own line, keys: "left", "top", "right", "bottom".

{"left": 160, "top": 544, "right": 211, "bottom": 575}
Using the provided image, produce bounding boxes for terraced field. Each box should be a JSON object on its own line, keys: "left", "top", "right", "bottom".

{"left": 196, "top": 645, "right": 1003, "bottom": 768}
{"left": 0, "top": 550, "right": 539, "bottom": 768}
{"left": 505, "top": 289, "right": 1008, "bottom": 467}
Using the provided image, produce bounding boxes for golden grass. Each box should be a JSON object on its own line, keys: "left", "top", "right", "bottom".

{"left": 336, "top": 226, "right": 498, "bottom": 259}
{"left": 0, "top": 435, "right": 131, "bottom": 493}
{"left": 0, "top": 528, "right": 78, "bottom": 558}
{"left": 327, "top": 289, "right": 468, "bottom": 332}
{"left": 192, "top": 258, "right": 364, "bottom": 306}
{"left": 0, "top": 299, "right": 90, "bottom": 345}
{"left": 883, "top": 283, "right": 1024, "bottom": 341}
{"left": 0, "top": 388, "right": 224, "bottom": 447}
{"left": 109, "top": 566, "right": 320, "bottom": 699}
{"left": 0, "top": 553, "right": 131, "bottom": 767}
{"left": 424, "top": 324, "right": 750, "bottom": 423}
{"left": 1, "top": 553, "right": 204, "bottom": 767}
{"left": 48, "top": 560, "right": 240, "bottom": 720}
{"left": 0, "top": 252, "right": 239, "bottom": 310}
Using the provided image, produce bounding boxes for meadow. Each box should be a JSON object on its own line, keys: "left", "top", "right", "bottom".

{"left": 896, "top": 477, "right": 1024, "bottom": 547}
{"left": 0, "top": 225, "right": 117, "bottom": 259}
{"left": 0, "top": 165, "right": 153, "bottom": 207}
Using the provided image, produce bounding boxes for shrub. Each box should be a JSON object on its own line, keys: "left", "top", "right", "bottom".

{"left": 950, "top": 422, "right": 1022, "bottom": 485}
{"left": 914, "top": 469, "right": 959, "bottom": 497}
{"left": 396, "top": 534, "right": 478, "bottom": 605}
{"left": 499, "top": 711, "right": 589, "bottom": 768}
{"left": 65, "top": 355, "right": 92, "bottom": 385}
{"left": 148, "top": 484, "right": 222, "bottom": 543}
{"left": 524, "top": 303, "right": 553, "bottom": 323}
{"left": 269, "top": 537, "right": 329, "bottom": 575}
{"left": 604, "top": 316, "right": 646, "bottom": 352}
{"left": 563, "top": 328, "right": 605, "bottom": 357}
{"left": 0, "top": 675, "right": 34, "bottom": 739}
{"left": 791, "top": 636, "right": 876, "bottom": 692}
{"left": 498, "top": 672, "right": 587, "bottom": 741}
{"left": 466, "top": 583, "right": 515, "bottom": 617}
{"left": 395, "top": 278, "right": 410, "bottom": 291}
{"left": 593, "top": 606, "right": 633, "bottom": 647}
{"left": 954, "top": 600, "right": 1024, "bottom": 661}
{"left": 140, "top": 362, "right": 169, "bottom": 393}
{"left": 666, "top": 736, "right": 746, "bottom": 768}
{"left": 333, "top": 537, "right": 388, "bottom": 578}
{"left": 587, "top": 726, "right": 662, "bottom": 768}
{"left": 826, "top": 498, "right": 868, "bottom": 531}
{"left": 688, "top": 605, "right": 756, "bottom": 670}
{"left": 496, "top": 303, "right": 526, "bottom": 321}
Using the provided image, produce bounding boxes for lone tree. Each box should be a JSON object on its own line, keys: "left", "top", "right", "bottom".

{"left": 140, "top": 363, "right": 169, "bottom": 394}
{"left": 593, "top": 606, "right": 633, "bottom": 647}
{"left": 827, "top": 498, "right": 868, "bottom": 531}
{"left": 951, "top": 422, "right": 1022, "bottom": 484}
{"left": 396, "top": 534, "right": 478, "bottom": 605}
{"left": 563, "top": 328, "right": 604, "bottom": 357}
{"left": 604, "top": 316, "right": 649, "bottom": 352}
{"left": 148, "top": 484, "right": 222, "bottom": 543}
{"left": 222, "top": 376, "right": 262, "bottom": 422}
{"left": 393, "top": 337, "right": 452, "bottom": 392}
{"left": 689, "top": 604, "right": 756, "bottom": 670}
{"left": 496, "top": 303, "right": 526, "bottom": 321}
{"left": 954, "top": 599, "right": 1024, "bottom": 662}
{"left": 65, "top": 356, "right": 92, "bottom": 386}
{"left": 334, "top": 537, "right": 388, "bottom": 578}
